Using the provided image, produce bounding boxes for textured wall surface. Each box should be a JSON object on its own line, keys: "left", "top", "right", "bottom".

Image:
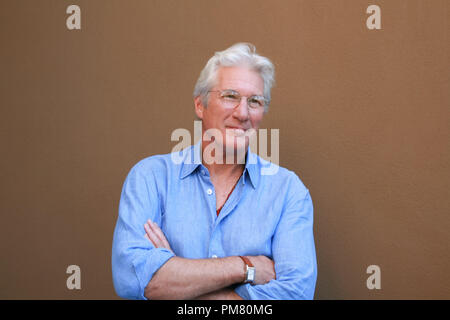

{"left": 0, "top": 0, "right": 448, "bottom": 299}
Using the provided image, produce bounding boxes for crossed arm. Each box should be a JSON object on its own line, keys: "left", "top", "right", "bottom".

{"left": 143, "top": 220, "right": 276, "bottom": 300}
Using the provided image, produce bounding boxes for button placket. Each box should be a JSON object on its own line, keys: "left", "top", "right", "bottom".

{"left": 214, "top": 176, "right": 244, "bottom": 228}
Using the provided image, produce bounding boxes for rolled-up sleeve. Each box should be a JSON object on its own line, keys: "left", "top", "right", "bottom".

{"left": 112, "top": 161, "right": 175, "bottom": 300}
{"left": 235, "top": 174, "right": 317, "bottom": 300}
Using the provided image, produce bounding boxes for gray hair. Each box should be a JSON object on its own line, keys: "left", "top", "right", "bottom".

{"left": 193, "top": 43, "right": 275, "bottom": 112}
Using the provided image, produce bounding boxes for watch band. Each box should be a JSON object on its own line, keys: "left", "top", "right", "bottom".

{"left": 239, "top": 256, "right": 254, "bottom": 268}
{"left": 238, "top": 256, "right": 255, "bottom": 283}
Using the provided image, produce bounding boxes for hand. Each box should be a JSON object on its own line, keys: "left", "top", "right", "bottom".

{"left": 246, "top": 255, "right": 276, "bottom": 285}
{"left": 144, "top": 220, "right": 174, "bottom": 253}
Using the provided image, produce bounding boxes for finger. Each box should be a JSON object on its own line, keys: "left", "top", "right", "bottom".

{"left": 144, "top": 233, "right": 153, "bottom": 244}
{"left": 147, "top": 219, "right": 160, "bottom": 235}
{"left": 150, "top": 221, "right": 168, "bottom": 243}
{"left": 146, "top": 220, "right": 165, "bottom": 246}
{"left": 144, "top": 231, "right": 156, "bottom": 247}
{"left": 146, "top": 221, "right": 162, "bottom": 243}
{"left": 149, "top": 221, "right": 173, "bottom": 251}
{"left": 146, "top": 220, "right": 172, "bottom": 252}
{"left": 148, "top": 220, "right": 161, "bottom": 234}
{"left": 145, "top": 222, "right": 162, "bottom": 248}
{"left": 144, "top": 222, "right": 156, "bottom": 241}
{"left": 161, "top": 236, "right": 172, "bottom": 251}
{"left": 144, "top": 221, "right": 153, "bottom": 235}
{"left": 148, "top": 232, "right": 161, "bottom": 248}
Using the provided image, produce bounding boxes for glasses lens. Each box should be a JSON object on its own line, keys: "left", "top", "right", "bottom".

{"left": 249, "top": 97, "right": 265, "bottom": 109}
{"left": 217, "top": 90, "right": 265, "bottom": 110}
{"left": 220, "top": 90, "right": 240, "bottom": 108}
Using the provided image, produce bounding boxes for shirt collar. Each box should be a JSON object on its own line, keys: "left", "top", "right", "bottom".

{"left": 179, "top": 140, "right": 259, "bottom": 189}
{"left": 244, "top": 147, "right": 259, "bottom": 189}
{"left": 179, "top": 141, "right": 203, "bottom": 179}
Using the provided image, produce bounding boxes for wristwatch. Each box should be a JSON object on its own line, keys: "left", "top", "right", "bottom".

{"left": 239, "top": 256, "right": 255, "bottom": 283}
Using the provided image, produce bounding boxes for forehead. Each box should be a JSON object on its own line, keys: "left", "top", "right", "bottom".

{"left": 214, "top": 66, "right": 264, "bottom": 95}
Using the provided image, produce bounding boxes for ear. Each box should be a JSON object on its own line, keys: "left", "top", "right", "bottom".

{"left": 194, "top": 96, "right": 205, "bottom": 120}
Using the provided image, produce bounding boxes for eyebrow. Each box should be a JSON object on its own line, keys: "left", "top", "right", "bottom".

{"left": 223, "top": 89, "right": 264, "bottom": 97}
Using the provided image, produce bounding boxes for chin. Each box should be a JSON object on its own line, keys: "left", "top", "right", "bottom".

{"left": 224, "top": 136, "right": 248, "bottom": 155}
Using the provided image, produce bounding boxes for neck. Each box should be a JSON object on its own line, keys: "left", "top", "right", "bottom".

{"left": 201, "top": 139, "right": 246, "bottom": 178}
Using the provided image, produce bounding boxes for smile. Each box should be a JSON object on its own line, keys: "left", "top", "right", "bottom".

{"left": 225, "top": 127, "right": 247, "bottom": 136}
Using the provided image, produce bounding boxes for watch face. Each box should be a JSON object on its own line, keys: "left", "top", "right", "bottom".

{"left": 248, "top": 268, "right": 255, "bottom": 281}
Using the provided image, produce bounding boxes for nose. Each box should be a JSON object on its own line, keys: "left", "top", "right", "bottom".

{"left": 232, "top": 97, "right": 250, "bottom": 121}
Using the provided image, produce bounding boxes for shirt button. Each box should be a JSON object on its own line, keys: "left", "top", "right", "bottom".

{"left": 207, "top": 188, "right": 213, "bottom": 195}
{"left": 212, "top": 255, "right": 218, "bottom": 258}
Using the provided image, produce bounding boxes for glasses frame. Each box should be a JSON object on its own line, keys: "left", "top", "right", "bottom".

{"left": 208, "top": 89, "right": 267, "bottom": 111}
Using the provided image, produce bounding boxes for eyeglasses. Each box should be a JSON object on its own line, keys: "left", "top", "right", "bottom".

{"left": 208, "top": 89, "right": 267, "bottom": 111}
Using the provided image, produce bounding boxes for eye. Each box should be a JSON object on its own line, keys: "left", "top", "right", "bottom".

{"left": 249, "top": 97, "right": 264, "bottom": 107}
{"left": 222, "top": 92, "right": 240, "bottom": 100}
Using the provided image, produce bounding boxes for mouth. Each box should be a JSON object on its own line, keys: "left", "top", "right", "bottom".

{"left": 225, "top": 126, "right": 247, "bottom": 137}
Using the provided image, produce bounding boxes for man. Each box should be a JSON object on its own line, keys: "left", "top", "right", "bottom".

{"left": 112, "top": 43, "right": 317, "bottom": 300}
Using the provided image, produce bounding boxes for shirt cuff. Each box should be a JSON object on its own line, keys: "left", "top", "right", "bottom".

{"left": 131, "top": 248, "right": 175, "bottom": 300}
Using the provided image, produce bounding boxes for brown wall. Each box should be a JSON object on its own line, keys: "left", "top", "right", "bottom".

{"left": 1, "top": 0, "right": 448, "bottom": 299}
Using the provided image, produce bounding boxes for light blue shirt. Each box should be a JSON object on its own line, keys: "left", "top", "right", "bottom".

{"left": 112, "top": 142, "right": 317, "bottom": 300}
